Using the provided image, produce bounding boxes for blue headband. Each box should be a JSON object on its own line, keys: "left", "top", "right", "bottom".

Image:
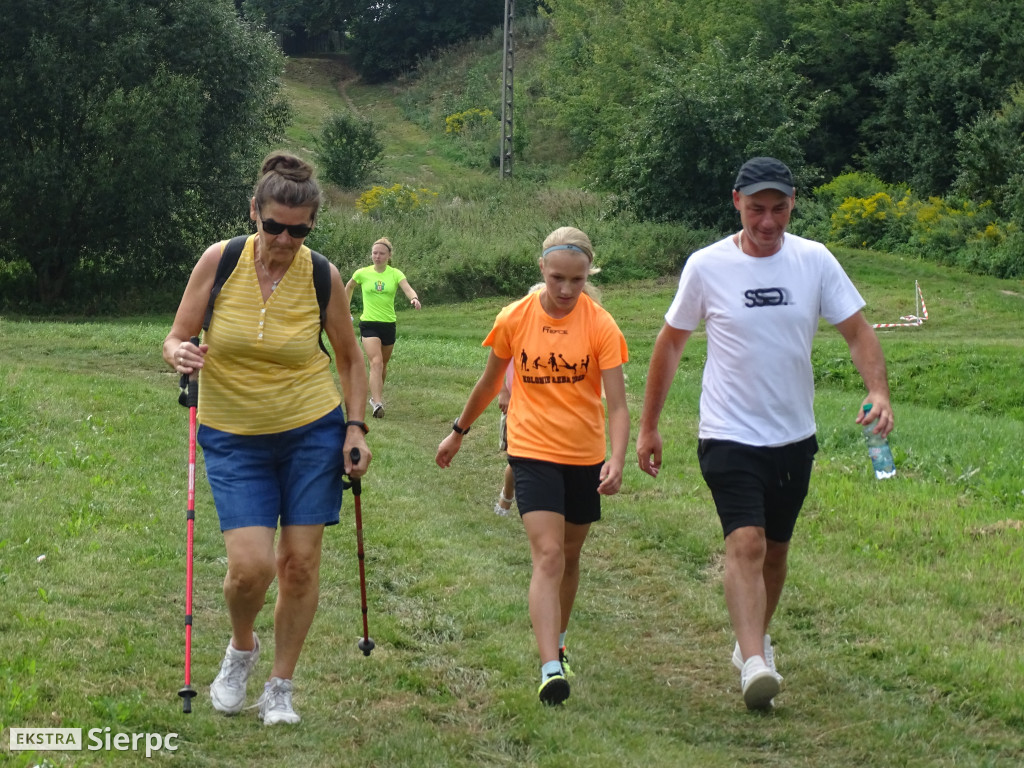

{"left": 542, "top": 244, "right": 587, "bottom": 257}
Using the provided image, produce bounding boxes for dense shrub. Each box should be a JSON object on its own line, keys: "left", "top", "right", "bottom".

{"left": 442, "top": 107, "right": 501, "bottom": 169}
{"left": 314, "top": 112, "right": 384, "bottom": 190}
{"left": 954, "top": 84, "right": 1024, "bottom": 222}
{"left": 604, "top": 39, "right": 821, "bottom": 229}
{"left": 781, "top": 169, "right": 1024, "bottom": 277}
{"left": 355, "top": 184, "right": 439, "bottom": 219}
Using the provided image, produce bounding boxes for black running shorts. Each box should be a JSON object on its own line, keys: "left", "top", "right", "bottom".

{"left": 697, "top": 435, "right": 818, "bottom": 543}
{"left": 508, "top": 456, "right": 603, "bottom": 525}
{"left": 359, "top": 321, "right": 397, "bottom": 346}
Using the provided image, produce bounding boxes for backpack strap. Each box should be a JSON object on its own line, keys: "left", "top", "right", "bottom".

{"left": 203, "top": 235, "right": 333, "bottom": 359}
{"left": 202, "top": 235, "right": 248, "bottom": 332}
{"left": 310, "top": 250, "right": 332, "bottom": 359}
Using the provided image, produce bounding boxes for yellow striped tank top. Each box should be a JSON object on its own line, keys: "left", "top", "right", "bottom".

{"left": 198, "top": 236, "right": 341, "bottom": 434}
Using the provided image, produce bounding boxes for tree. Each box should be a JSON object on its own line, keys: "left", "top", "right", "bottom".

{"left": 240, "top": 0, "right": 360, "bottom": 54}
{"left": 955, "top": 84, "right": 1024, "bottom": 222}
{"left": 348, "top": 0, "right": 506, "bottom": 82}
{"left": 868, "top": 0, "right": 1024, "bottom": 196}
{"left": 607, "top": 40, "right": 821, "bottom": 228}
{"left": 782, "top": 0, "right": 909, "bottom": 178}
{"left": 0, "top": 0, "right": 289, "bottom": 308}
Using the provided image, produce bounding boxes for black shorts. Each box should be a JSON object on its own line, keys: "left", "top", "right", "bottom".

{"left": 508, "top": 457, "right": 602, "bottom": 525}
{"left": 359, "top": 321, "right": 397, "bottom": 346}
{"left": 697, "top": 436, "right": 818, "bottom": 543}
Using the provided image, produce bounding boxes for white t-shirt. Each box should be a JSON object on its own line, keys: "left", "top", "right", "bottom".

{"left": 665, "top": 232, "right": 865, "bottom": 446}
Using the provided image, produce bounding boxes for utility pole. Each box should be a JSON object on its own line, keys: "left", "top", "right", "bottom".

{"left": 499, "top": 0, "right": 514, "bottom": 178}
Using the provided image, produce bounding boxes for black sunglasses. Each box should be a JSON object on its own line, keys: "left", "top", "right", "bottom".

{"left": 256, "top": 203, "right": 313, "bottom": 239}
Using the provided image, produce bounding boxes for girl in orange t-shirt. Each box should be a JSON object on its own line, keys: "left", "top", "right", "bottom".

{"left": 436, "top": 227, "right": 630, "bottom": 706}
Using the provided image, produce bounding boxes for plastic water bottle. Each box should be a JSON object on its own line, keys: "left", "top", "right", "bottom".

{"left": 863, "top": 404, "right": 895, "bottom": 479}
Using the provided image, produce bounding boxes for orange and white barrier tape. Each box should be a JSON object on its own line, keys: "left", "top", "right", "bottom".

{"left": 872, "top": 280, "right": 928, "bottom": 328}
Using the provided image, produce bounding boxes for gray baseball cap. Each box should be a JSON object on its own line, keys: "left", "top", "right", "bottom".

{"left": 734, "top": 157, "right": 795, "bottom": 196}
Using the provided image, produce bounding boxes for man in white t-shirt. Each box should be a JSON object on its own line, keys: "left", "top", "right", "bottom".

{"left": 635, "top": 157, "right": 894, "bottom": 710}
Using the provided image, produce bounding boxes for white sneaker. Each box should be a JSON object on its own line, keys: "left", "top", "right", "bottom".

{"left": 732, "top": 634, "right": 778, "bottom": 674}
{"left": 210, "top": 634, "right": 260, "bottom": 715}
{"left": 256, "top": 677, "right": 301, "bottom": 725}
{"left": 763, "top": 634, "right": 777, "bottom": 675}
{"left": 741, "top": 656, "right": 780, "bottom": 711}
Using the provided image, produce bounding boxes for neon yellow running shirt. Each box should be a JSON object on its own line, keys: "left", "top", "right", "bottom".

{"left": 351, "top": 264, "right": 407, "bottom": 323}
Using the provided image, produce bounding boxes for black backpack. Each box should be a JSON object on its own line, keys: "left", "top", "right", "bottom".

{"left": 203, "top": 234, "right": 333, "bottom": 359}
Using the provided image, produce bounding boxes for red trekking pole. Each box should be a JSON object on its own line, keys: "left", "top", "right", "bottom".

{"left": 348, "top": 448, "right": 375, "bottom": 656}
{"left": 177, "top": 336, "right": 200, "bottom": 713}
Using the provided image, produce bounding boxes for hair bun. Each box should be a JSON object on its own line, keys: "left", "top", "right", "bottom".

{"left": 261, "top": 151, "right": 313, "bottom": 182}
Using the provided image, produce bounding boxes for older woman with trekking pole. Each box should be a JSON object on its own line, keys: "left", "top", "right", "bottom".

{"left": 163, "top": 150, "right": 370, "bottom": 725}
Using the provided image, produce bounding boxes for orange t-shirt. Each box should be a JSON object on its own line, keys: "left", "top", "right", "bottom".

{"left": 483, "top": 291, "right": 628, "bottom": 465}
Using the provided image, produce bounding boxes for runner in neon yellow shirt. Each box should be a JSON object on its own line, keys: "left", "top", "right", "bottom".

{"left": 345, "top": 237, "right": 421, "bottom": 418}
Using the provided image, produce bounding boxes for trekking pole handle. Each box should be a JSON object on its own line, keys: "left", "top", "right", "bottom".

{"left": 177, "top": 336, "right": 201, "bottom": 408}
{"left": 349, "top": 448, "right": 361, "bottom": 495}
{"left": 186, "top": 336, "right": 200, "bottom": 406}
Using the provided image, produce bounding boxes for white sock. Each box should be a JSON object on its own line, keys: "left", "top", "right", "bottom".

{"left": 558, "top": 632, "right": 567, "bottom": 649}
{"left": 541, "top": 660, "right": 562, "bottom": 679}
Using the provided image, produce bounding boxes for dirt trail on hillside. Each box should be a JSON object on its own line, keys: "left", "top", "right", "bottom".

{"left": 284, "top": 55, "right": 361, "bottom": 114}
{"left": 335, "top": 66, "right": 361, "bottom": 115}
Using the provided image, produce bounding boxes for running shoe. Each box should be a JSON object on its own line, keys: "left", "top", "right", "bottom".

{"left": 558, "top": 646, "right": 575, "bottom": 678}
{"left": 732, "top": 634, "right": 777, "bottom": 674}
{"left": 537, "top": 672, "right": 570, "bottom": 706}
{"left": 210, "top": 634, "right": 260, "bottom": 715}
{"left": 741, "top": 656, "right": 780, "bottom": 711}
{"left": 256, "top": 677, "right": 301, "bottom": 725}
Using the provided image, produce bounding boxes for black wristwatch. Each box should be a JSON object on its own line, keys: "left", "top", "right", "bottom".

{"left": 451, "top": 419, "right": 470, "bottom": 435}
{"left": 346, "top": 420, "right": 369, "bottom": 434}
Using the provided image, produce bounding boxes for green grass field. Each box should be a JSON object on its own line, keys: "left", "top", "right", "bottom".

{"left": 2, "top": 52, "right": 1024, "bottom": 767}
{"left": 1, "top": 252, "right": 1023, "bottom": 766}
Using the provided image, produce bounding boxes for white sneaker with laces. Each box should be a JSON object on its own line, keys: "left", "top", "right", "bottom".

{"left": 210, "top": 634, "right": 260, "bottom": 715}
{"left": 741, "top": 656, "right": 781, "bottom": 711}
{"left": 763, "top": 634, "right": 776, "bottom": 674}
{"left": 732, "top": 634, "right": 778, "bottom": 675}
{"left": 256, "top": 677, "right": 301, "bottom": 725}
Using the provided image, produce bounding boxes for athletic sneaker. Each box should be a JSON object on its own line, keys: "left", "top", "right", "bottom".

{"left": 210, "top": 634, "right": 260, "bottom": 715}
{"left": 732, "top": 634, "right": 777, "bottom": 674}
{"left": 558, "top": 646, "right": 575, "bottom": 678}
{"left": 256, "top": 677, "right": 301, "bottom": 725}
{"left": 369, "top": 398, "right": 384, "bottom": 419}
{"left": 537, "top": 672, "right": 570, "bottom": 706}
{"left": 741, "top": 656, "right": 780, "bottom": 711}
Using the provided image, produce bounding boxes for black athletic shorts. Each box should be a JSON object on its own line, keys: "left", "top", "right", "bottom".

{"left": 508, "top": 456, "right": 602, "bottom": 525}
{"left": 359, "top": 320, "right": 397, "bottom": 346}
{"left": 697, "top": 435, "right": 818, "bottom": 543}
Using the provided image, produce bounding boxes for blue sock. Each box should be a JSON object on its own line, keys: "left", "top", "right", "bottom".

{"left": 541, "top": 660, "right": 563, "bottom": 679}
{"left": 558, "top": 632, "right": 567, "bottom": 649}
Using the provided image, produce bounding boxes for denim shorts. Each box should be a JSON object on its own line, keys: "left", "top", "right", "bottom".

{"left": 697, "top": 435, "right": 818, "bottom": 543}
{"left": 508, "top": 456, "right": 603, "bottom": 525}
{"left": 198, "top": 407, "right": 346, "bottom": 531}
